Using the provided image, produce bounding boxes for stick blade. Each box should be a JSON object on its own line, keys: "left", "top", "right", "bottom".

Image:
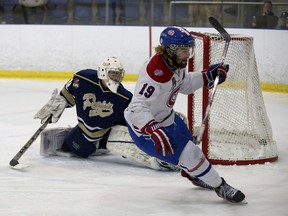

{"left": 10, "top": 164, "right": 30, "bottom": 170}
{"left": 9, "top": 159, "right": 30, "bottom": 170}
{"left": 208, "top": 17, "right": 231, "bottom": 42}
{"left": 9, "top": 159, "right": 19, "bottom": 167}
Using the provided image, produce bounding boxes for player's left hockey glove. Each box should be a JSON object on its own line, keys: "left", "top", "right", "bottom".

{"left": 202, "top": 64, "right": 229, "bottom": 89}
{"left": 141, "top": 120, "right": 175, "bottom": 156}
{"left": 34, "top": 88, "right": 67, "bottom": 123}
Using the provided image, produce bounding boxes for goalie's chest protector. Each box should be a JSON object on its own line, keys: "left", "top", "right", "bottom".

{"left": 68, "top": 69, "right": 132, "bottom": 129}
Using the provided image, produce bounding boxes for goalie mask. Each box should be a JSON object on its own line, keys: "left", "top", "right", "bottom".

{"left": 98, "top": 57, "right": 125, "bottom": 93}
{"left": 160, "top": 26, "right": 195, "bottom": 68}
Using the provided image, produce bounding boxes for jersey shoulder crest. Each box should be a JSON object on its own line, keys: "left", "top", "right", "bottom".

{"left": 146, "top": 55, "right": 173, "bottom": 83}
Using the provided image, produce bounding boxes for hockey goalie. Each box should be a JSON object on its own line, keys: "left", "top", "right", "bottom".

{"left": 34, "top": 56, "right": 178, "bottom": 171}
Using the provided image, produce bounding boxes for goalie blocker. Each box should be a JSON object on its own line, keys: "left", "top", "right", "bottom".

{"left": 40, "top": 125, "right": 179, "bottom": 171}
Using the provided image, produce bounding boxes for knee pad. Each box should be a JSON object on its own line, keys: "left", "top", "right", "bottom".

{"left": 63, "top": 126, "right": 97, "bottom": 158}
{"left": 178, "top": 141, "right": 210, "bottom": 177}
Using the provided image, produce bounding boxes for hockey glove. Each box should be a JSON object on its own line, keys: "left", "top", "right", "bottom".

{"left": 202, "top": 64, "right": 229, "bottom": 89}
{"left": 34, "top": 88, "right": 67, "bottom": 124}
{"left": 141, "top": 120, "right": 175, "bottom": 156}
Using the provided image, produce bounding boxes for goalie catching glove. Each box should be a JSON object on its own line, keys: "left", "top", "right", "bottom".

{"left": 34, "top": 88, "right": 67, "bottom": 123}
{"left": 141, "top": 120, "right": 175, "bottom": 156}
{"left": 202, "top": 63, "right": 229, "bottom": 89}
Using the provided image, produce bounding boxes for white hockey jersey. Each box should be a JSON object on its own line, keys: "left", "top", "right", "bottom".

{"left": 125, "top": 54, "right": 204, "bottom": 132}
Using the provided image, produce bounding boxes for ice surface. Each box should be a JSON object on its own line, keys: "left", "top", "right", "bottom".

{"left": 0, "top": 79, "right": 287, "bottom": 216}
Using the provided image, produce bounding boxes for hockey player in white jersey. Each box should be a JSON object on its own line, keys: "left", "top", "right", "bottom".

{"left": 124, "top": 26, "right": 246, "bottom": 203}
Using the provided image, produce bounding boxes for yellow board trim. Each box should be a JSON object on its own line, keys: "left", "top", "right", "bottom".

{"left": 260, "top": 82, "right": 288, "bottom": 93}
{"left": 0, "top": 70, "right": 287, "bottom": 93}
{"left": 0, "top": 70, "right": 139, "bottom": 82}
{"left": 0, "top": 70, "right": 74, "bottom": 80}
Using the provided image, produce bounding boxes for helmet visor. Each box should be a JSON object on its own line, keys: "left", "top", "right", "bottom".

{"left": 175, "top": 45, "right": 195, "bottom": 60}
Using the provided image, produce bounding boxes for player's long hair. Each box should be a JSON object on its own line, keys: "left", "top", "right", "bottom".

{"left": 155, "top": 44, "right": 177, "bottom": 67}
{"left": 155, "top": 45, "right": 165, "bottom": 55}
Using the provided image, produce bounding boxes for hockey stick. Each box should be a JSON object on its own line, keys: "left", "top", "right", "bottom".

{"left": 9, "top": 116, "right": 51, "bottom": 167}
{"left": 196, "top": 17, "right": 231, "bottom": 145}
{"left": 208, "top": 17, "right": 231, "bottom": 64}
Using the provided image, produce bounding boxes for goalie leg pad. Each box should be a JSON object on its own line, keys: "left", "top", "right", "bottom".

{"left": 179, "top": 141, "right": 222, "bottom": 187}
{"left": 40, "top": 127, "right": 72, "bottom": 156}
{"left": 107, "top": 125, "right": 179, "bottom": 171}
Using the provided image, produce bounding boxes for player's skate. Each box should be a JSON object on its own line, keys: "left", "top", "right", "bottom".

{"left": 181, "top": 170, "right": 213, "bottom": 190}
{"left": 214, "top": 178, "right": 246, "bottom": 203}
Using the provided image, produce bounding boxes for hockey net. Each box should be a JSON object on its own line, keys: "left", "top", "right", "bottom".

{"left": 187, "top": 31, "right": 278, "bottom": 165}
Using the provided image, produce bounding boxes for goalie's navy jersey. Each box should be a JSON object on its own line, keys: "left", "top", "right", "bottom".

{"left": 60, "top": 69, "right": 132, "bottom": 141}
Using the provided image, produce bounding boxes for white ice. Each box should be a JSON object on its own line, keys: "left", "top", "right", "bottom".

{"left": 0, "top": 79, "right": 287, "bottom": 216}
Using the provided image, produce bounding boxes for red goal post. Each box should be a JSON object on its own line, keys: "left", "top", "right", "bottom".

{"left": 187, "top": 31, "right": 278, "bottom": 165}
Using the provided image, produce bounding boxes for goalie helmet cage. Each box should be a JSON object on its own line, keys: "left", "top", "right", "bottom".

{"left": 187, "top": 31, "right": 278, "bottom": 165}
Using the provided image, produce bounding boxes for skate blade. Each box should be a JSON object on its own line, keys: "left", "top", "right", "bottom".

{"left": 229, "top": 199, "right": 248, "bottom": 205}
{"left": 239, "top": 199, "right": 248, "bottom": 204}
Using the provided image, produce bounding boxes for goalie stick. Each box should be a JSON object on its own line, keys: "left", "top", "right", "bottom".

{"left": 9, "top": 116, "right": 51, "bottom": 167}
{"left": 196, "top": 17, "right": 231, "bottom": 145}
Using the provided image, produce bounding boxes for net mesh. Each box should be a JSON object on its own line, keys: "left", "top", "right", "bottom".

{"left": 189, "top": 32, "right": 277, "bottom": 164}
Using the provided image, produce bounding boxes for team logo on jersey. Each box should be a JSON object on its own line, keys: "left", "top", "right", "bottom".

{"left": 73, "top": 78, "right": 80, "bottom": 89}
{"left": 167, "top": 86, "right": 180, "bottom": 107}
{"left": 154, "top": 69, "right": 164, "bottom": 76}
{"left": 83, "top": 93, "right": 113, "bottom": 117}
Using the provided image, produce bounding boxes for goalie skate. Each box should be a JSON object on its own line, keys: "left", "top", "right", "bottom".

{"left": 215, "top": 178, "right": 246, "bottom": 204}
